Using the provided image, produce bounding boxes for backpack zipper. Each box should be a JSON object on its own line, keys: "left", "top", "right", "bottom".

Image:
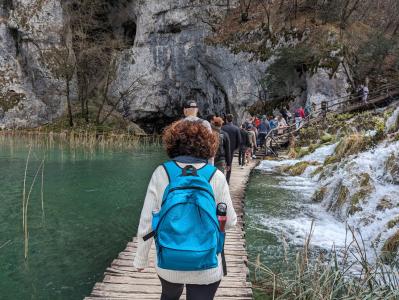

{"left": 162, "top": 186, "right": 215, "bottom": 207}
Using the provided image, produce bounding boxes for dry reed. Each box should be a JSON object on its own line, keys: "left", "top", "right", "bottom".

{"left": 251, "top": 224, "right": 399, "bottom": 299}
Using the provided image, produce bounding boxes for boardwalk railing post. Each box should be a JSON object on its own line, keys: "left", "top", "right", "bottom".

{"left": 321, "top": 101, "right": 327, "bottom": 118}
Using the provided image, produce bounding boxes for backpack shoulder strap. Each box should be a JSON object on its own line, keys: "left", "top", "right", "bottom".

{"left": 162, "top": 161, "right": 181, "bottom": 183}
{"left": 163, "top": 161, "right": 217, "bottom": 183}
{"left": 197, "top": 164, "right": 217, "bottom": 183}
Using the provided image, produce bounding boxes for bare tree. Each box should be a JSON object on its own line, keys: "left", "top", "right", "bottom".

{"left": 339, "top": 0, "right": 361, "bottom": 32}
{"left": 39, "top": 25, "right": 76, "bottom": 127}
{"left": 239, "top": 0, "right": 252, "bottom": 22}
{"left": 63, "top": 0, "right": 136, "bottom": 124}
{"left": 259, "top": 0, "right": 273, "bottom": 33}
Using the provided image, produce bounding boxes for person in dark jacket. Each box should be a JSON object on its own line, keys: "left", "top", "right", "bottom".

{"left": 279, "top": 107, "right": 288, "bottom": 123}
{"left": 211, "top": 117, "right": 231, "bottom": 175}
{"left": 257, "top": 116, "right": 270, "bottom": 147}
{"left": 239, "top": 124, "right": 250, "bottom": 168}
{"left": 222, "top": 114, "right": 241, "bottom": 183}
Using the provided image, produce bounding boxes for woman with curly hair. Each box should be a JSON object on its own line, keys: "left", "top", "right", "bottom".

{"left": 133, "top": 119, "right": 237, "bottom": 300}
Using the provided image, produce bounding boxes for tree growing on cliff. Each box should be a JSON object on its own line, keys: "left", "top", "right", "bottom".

{"left": 39, "top": 26, "right": 76, "bottom": 127}
{"left": 63, "top": 0, "right": 136, "bottom": 124}
{"left": 239, "top": 0, "right": 252, "bottom": 22}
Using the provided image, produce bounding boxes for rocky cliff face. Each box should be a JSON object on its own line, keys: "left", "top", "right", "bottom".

{"left": 108, "top": 0, "right": 269, "bottom": 131}
{"left": 0, "top": 0, "right": 67, "bottom": 129}
{"left": 0, "top": 0, "right": 350, "bottom": 131}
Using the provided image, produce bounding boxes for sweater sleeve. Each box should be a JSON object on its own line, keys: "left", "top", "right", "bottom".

{"left": 133, "top": 166, "right": 166, "bottom": 269}
{"left": 211, "top": 171, "right": 237, "bottom": 230}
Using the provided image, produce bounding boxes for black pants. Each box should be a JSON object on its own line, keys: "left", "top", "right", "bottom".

{"left": 258, "top": 133, "right": 267, "bottom": 147}
{"left": 159, "top": 276, "right": 221, "bottom": 300}
{"left": 226, "top": 152, "right": 235, "bottom": 184}
{"left": 238, "top": 147, "right": 246, "bottom": 166}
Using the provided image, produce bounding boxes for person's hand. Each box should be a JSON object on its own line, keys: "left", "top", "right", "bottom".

{"left": 226, "top": 166, "right": 231, "bottom": 171}
{"left": 136, "top": 268, "right": 144, "bottom": 272}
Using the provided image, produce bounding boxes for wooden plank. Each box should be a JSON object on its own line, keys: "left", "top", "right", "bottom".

{"left": 85, "top": 160, "right": 256, "bottom": 299}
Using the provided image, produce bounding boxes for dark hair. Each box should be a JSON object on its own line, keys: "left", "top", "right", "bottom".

{"left": 206, "top": 114, "right": 215, "bottom": 122}
{"left": 163, "top": 120, "right": 219, "bottom": 159}
{"left": 226, "top": 114, "right": 234, "bottom": 123}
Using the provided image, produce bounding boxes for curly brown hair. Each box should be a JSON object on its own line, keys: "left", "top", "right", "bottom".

{"left": 163, "top": 120, "right": 219, "bottom": 159}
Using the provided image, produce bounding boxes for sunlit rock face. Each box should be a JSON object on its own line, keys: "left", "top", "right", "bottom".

{"left": 109, "top": 0, "right": 268, "bottom": 132}
{"left": 306, "top": 64, "right": 350, "bottom": 112}
{"left": 1, "top": 0, "right": 350, "bottom": 131}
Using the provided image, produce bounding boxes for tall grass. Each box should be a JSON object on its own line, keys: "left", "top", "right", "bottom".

{"left": 22, "top": 151, "right": 45, "bottom": 260}
{"left": 0, "top": 129, "right": 161, "bottom": 152}
{"left": 251, "top": 223, "right": 399, "bottom": 299}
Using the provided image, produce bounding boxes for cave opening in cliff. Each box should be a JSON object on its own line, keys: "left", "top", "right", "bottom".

{"left": 122, "top": 20, "right": 136, "bottom": 47}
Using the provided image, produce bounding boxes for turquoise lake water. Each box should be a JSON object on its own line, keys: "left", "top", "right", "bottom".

{"left": 0, "top": 136, "right": 304, "bottom": 300}
{"left": 0, "top": 137, "right": 165, "bottom": 299}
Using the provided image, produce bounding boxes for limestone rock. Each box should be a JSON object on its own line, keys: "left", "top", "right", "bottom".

{"left": 109, "top": 0, "right": 267, "bottom": 131}
{"left": 0, "top": 0, "right": 67, "bottom": 129}
{"left": 306, "top": 64, "right": 350, "bottom": 113}
{"left": 0, "top": 0, "right": 350, "bottom": 131}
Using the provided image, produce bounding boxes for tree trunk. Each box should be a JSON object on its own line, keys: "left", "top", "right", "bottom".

{"left": 85, "top": 98, "right": 89, "bottom": 123}
{"left": 66, "top": 80, "right": 74, "bottom": 127}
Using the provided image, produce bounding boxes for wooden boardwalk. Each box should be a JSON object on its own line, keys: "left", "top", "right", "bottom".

{"left": 85, "top": 160, "right": 256, "bottom": 300}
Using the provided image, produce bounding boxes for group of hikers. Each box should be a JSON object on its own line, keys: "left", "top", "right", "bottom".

{"left": 205, "top": 103, "right": 310, "bottom": 179}
{"left": 131, "top": 99, "right": 314, "bottom": 300}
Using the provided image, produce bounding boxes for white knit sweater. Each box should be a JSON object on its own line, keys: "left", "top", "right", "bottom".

{"left": 133, "top": 162, "right": 237, "bottom": 284}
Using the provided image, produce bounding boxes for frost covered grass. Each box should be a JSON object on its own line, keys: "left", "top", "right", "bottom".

{"left": 251, "top": 224, "right": 399, "bottom": 300}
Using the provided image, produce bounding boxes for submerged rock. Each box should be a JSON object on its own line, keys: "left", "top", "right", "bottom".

{"left": 312, "top": 186, "right": 326, "bottom": 203}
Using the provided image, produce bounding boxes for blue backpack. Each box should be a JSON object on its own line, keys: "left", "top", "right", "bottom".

{"left": 145, "top": 161, "right": 225, "bottom": 271}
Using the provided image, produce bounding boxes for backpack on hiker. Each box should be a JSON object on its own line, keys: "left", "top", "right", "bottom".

{"left": 144, "top": 161, "right": 225, "bottom": 271}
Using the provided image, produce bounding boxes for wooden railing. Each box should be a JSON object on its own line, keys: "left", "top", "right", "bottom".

{"left": 261, "top": 83, "right": 399, "bottom": 156}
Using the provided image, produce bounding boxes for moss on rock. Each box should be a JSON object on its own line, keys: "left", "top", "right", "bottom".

{"left": 377, "top": 197, "right": 394, "bottom": 212}
{"left": 311, "top": 166, "right": 324, "bottom": 177}
{"left": 348, "top": 173, "right": 373, "bottom": 215}
{"left": 381, "top": 230, "right": 399, "bottom": 264}
{"left": 281, "top": 161, "right": 320, "bottom": 176}
{"left": 384, "top": 153, "right": 399, "bottom": 184}
{"left": 320, "top": 133, "right": 333, "bottom": 144}
{"left": 348, "top": 191, "right": 366, "bottom": 215}
{"left": 312, "top": 186, "right": 327, "bottom": 203}
{"left": 324, "top": 134, "right": 373, "bottom": 165}
{"left": 387, "top": 217, "right": 399, "bottom": 229}
{"left": 330, "top": 184, "right": 350, "bottom": 212}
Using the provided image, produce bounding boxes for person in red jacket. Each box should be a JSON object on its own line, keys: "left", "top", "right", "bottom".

{"left": 295, "top": 106, "right": 306, "bottom": 130}
{"left": 299, "top": 106, "right": 305, "bottom": 119}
